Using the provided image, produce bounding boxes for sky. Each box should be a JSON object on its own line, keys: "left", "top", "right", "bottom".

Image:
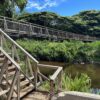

{"left": 21, "top": 0, "right": 100, "bottom": 16}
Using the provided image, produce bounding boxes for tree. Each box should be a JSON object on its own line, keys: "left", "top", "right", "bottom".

{"left": 18, "top": 10, "right": 100, "bottom": 37}
{"left": 0, "top": 0, "right": 27, "bottom": 18}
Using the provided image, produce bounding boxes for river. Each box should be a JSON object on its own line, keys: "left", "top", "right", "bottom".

{"left": 39, "top": 61, "right": 100, "bottom": 89}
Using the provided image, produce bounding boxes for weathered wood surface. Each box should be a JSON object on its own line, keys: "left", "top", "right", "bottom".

{"left": 0, "top": 16, "right": 99, "bottom": 41}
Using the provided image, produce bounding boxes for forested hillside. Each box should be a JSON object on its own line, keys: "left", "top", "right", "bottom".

{"left": 18, "top": 10, "right": 100, "bottom": 37}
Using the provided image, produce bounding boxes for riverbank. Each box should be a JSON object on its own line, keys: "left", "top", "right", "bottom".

{"left": 16, "top": 39, "right": 100, "bottom": 64}
{"left": 39, "top": 61, "right": 100, "bottom": 89}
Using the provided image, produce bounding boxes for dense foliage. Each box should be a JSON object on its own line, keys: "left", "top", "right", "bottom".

{"left": 0, "top": 0, "right": 27, "bottom": 17}
{"left": 18, "top": 10, "right": 100, "bottom": 37}
{"left": 62, "top": 73, "right": 91, "bottom": 92}
{"left": 16, "top": 39, "right": 100, "bottom": 63}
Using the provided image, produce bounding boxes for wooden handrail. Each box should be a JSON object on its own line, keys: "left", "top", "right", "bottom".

{"left": 50, "top": 67, "right": 62, "bottom": 81}
{"left": 38, "top": 64, "right": 60, "bottom": 69}
{"left": 0, "top": 29, "right": 39, "bottom": 64}
{"left": 38, "top": 63, "right": 63, "bottom": 82}
{"left": 0, "top": 47, "right": 35, "bottom": 86}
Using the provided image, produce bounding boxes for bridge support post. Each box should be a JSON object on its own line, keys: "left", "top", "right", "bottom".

{"left": 0, "top": 34, "right": 3, "bottom": 47}
{"left": 4, "top": 17, "right": 7, "bottom": 31}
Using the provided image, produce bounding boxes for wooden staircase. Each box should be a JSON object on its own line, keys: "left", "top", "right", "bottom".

{"left": 0, "top": 29, "right": 63, "bottom": 100}
{"left": 0, "top": 49, "right": 35, "bottom": 99}
{"left": 0, "top": 53, "right": 49, "bottom": 100}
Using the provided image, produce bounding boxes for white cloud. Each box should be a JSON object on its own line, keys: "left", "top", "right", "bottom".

{"left": 26, "top": 0, "right": 67, "bottom": 10}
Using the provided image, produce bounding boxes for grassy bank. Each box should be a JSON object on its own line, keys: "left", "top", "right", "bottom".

{"left": 40, "top": 73, "right": 91, "bottom": 93}
{"left": 16, "top": 39, "right": 100, "bottom": 63}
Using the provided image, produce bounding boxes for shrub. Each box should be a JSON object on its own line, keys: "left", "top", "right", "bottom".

{"left": 16, "top": 39, "right": 100, "bottom": 63}
{"left": 62, "top": 73, "right": 91, "bottom": 92}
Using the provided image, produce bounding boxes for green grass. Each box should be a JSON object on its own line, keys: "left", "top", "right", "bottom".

{"left": 62, "top": 73, "right": 91, "bottom": 92}
{"left": 40, "top": 73, "right": 91, "bottom": 92}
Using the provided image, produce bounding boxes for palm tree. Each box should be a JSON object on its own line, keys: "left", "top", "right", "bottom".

{"left": 0, "top": 0, "right": 27, "bottom": 18}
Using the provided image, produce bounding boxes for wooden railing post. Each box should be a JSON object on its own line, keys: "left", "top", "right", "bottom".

{"left": 18, "top": 22, "right": 20, "bottom": 36}
{"left": 32, "top": 26, "right": 35, "bottom": 34}
{"left": 40, "top": 28, "right": 42, "bottom": 35}
{"left": 0, "top": 34, "right": 3, "bottom": 47}
{"left": 30, "top": 24, "right": 33, "bottom": 36}
{"left": 58, "top": 70, "right": 63, "bottom": 93}
{"left": 50, "top": 80, "right": 54, "bottom": 100}
{"left": 46, "top": 28, "right": 50, "bottom": 40}
{"left": 34, "top": 63, "right": 38, "bottom": 90}
{"left": 5, "top": 63, "right": 8, "bottom": 89}
{"left": 4, "top": 17, "right": 7, "bottom": 31}
{"left": 0, "top": 57, "right": 8, "bottom": 84}
{"left": 17, "top": 70, "right": 20, "bottom": 100}
{"left": 26, "top": 56, "right": 34, "bottom": 76}
{"left": 11, "top": 44, "right": 15, "bottom": 60}
{"left": 7, "top": 70, "right": 18, "bottom": 100}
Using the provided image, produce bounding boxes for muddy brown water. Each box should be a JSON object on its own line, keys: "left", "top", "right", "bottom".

{"left": 39, "top": 61, "right": 100, "bottom": 89}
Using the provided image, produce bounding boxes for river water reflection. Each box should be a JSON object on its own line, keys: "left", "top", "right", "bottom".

{"left": 39, "top": 61, "right": 100, "bottom": 89}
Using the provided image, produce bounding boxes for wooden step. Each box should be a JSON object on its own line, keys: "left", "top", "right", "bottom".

{"left": 6, "top": 71, "right": 16, "bottom": 78}
{"left": 0, "top": 54, "right": 5, "bottom": 58}
{"left": 7, "top": 60, "right": 12, "bottom": 66}
{"left": 20, "top": 74, "right": 26, "bottom": 81}
{"left": 0, "top": 63, "right": 3, "bottom": 67}
{"left": 20, "top": 84, "right": 35, "bottom": 98}
{"left": 0, "top": 59, "right": 12, "bottom": 67}
{"left": 8, "top": 65, "right": 15, "bottom": 72}
{"left": 21, "top": 84, "right": 34, "bottom": 93}
{"left": 20, "top": 80, "right": 30, "bottom": 89}
{"left": 20, "top": 75, "right": 34, "bottom": 89}
{"left": 0, "top": 89, "right": 9, "bottom": 96}
{"left": 12, "top": 84, "right": 35, "bottom": 99}
{"left": 0, "top": 57, "right": 5, "bottom": 62}
{"left": 20, "top": 74, "right": 34, "bottom": 82}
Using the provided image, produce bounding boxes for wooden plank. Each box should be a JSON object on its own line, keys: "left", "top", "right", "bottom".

{"left": 38, "top": 64, "right": 60, "bottom": 69}
{"left": 38, "top": 72, "right": 49, "bottom": 81}
{"left": 0, "top": 89, "right": 9, "bottom": 96}
{"left": 27, "top": 56, "right": 34, "bottom": 76}
{"left": 0, "top": 57, "right": 8, "bottom": 83}
{"left": 57, "top": 70, "right": 63, "bottom": 92}
{"left": 34, "top": 63, "right": 38, "bottom": 90}
{"left": 50, "top": 67, "right": 63, "bottom": 81}
{"left": 17, "top": 70, "right": 20, "bottom": 100}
